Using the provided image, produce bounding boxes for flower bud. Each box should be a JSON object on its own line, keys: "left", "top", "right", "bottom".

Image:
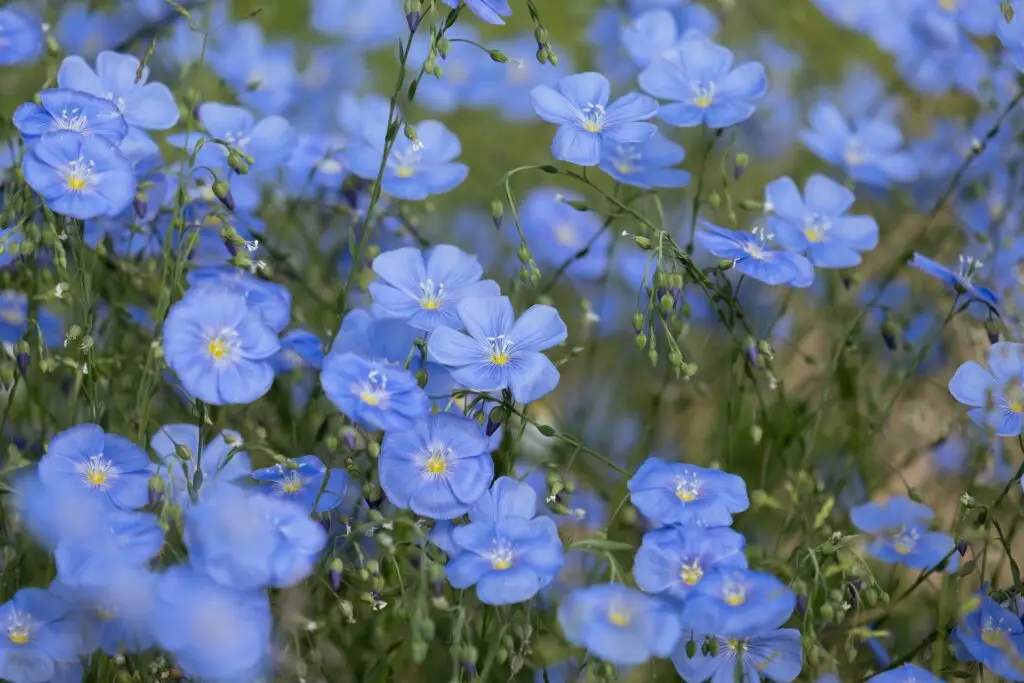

{"left": 648, "top": 348, "right": 658, "bottom": 366}
{"left": 404, "top": 0, "right": 421, "bottom": 31}
{"left": 148, "top": 475, "right": 164, "bottom": 507}
{"left": 436, "top": 37, "right": 450, "bottom": 59}
{"left": 486, "top": 405, "right": 505, "bottom": 436}
{"left": 819, "top": 604, "right": 835, "bottom": 622}
{"left": 133, "top": 194, "right": 148, "bottom": 219}
{"left": 622, "top": 232, "right": 652, "bottom": 249}
{"left": 489, "top": 50, "right": 509, "bottom": 63}
{"left": 227, "top": 149, "right": 249, "bottom": 175}
{"left": 632, "top": 311, "right": 644, "bottom": 331}
{"left": 985, "top": 318, "right": 1000, "bottom": 344}
{"left": 708, "top": 191, "right": 721, "bottom": 209}
{"left": 490, "top": 198, "right": 503, "bottom": 229}
{"left": 1002, "top": 0, "right": 1015, "bottom": 23}
{"left": 734, "top": 152, "right": 749, "bottom": 180}
{"left": 212, "top": 179, "right": 234, "bottom": 211}
{"left": 685, "top": 639, "right": 697, "bottom": 658}
{"left": 635, "top": 333, "right": 647, "bottom": 349}
{"left": 880, "top": 319, "right": 899, "bottom": 351}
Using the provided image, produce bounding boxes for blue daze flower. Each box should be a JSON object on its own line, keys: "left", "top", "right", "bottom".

{"left": 558, "top": 583, "right": 681, "bottom": 666}
{"left": 801, "top": 102, "right": 917, "bottom": 188}
{"left": 22, "top": 131, "right": 135, "bottom": 220}
{"left": 600, "top": 132, "right": 691, "bottom": 189}
{"left": 910, "top": 252, "right": 998, "bottom": 310}
{"left": 54, "top": 509, "right": 163, "bottom": 588}
{"left": 682, "top": 568, "right": 797, "bottom": 633}
{"left": 673, "top": 628, "right": 803, "bottom": 682}
{"left": 186, "top": 484, "right": 327, "bottom": 589}
{"left": 347, "top": 120, "right": 468, "bottom": 200}
{"left": 531, "top": 71, "right": 658, "bottom": 166}
{"left": 429, "top": 296, "right": 567, "bottom": 404}
{"left": 949, "top": 342, "right": 1024, "bottom": 436}
{"left": 57, "top": 51, "right": 179, "bottom": 161}
{"left": 765, "top": 174, "right": 879, "bottom": 268}
{"left": 0, "top": 588, "right": 81, "bottom": 683}
{"left": 0, "top": 9, "right": 44, "bottom": 65}
{"left": 441, "top": 0, "right": 512, "bottom": 24}
{"left": 370, "top": 245, "right": 500, "bottom": 332}
{"left": 38, "top": 423, "right": 151, "bottom": 511}
{"left": 380, "top": 412, "right": 495, "bottom": 520}
{"left": 696, "top": 222, "right": 814, "bottom": 287}
{"left": 321, "top": 352, "right": 430, "bottom": 431}
{"left": 639, "top": 34, "right": 767, "bottom": 129}
{"left": 14, "top": 89, "right": 127, "bottom": 145}
{"left": 633, "top": 526, "right": 748, "bottom": 601}
{"left": 865, "top": 664, "right": 943, "bottom": 683}
{"left": 150, "top": 566, "right": 271, "bottom": 681}
{"left": 850, "top": 497, "right": 958, "bottom": 571}
{"left": 163, "top": 286, "right": 281, "bottom": 405}
{"left": 445, "top": 476, "right": 563, "bottom": 604}
{"left": 628, "top": 457, "right": 749, "bottom": 527}
{"left": 253, "top": 455, "right": 347, "bottom": 514}
{"left": 518, "top": 188, "right": 611, "bottom": 280}
{"left": 0, "top": 291, "right": 63, "bottom": 347}
{"left": 150, "top": 424, "right": 252, "bottom": 507}
{"left": 952, "top": 592, "right": 1024, "bottom": 681}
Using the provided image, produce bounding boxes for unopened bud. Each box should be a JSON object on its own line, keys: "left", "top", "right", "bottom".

{"left": 227, "top": 149, "right": 249, "bottom": 175}
{"left": 489, "top": 50, "right": 509, "bottom": 63}
{"left": 632, "top": 311, "right": 644, "bottom": 332}
{"left": 881, "top": 319, "right": 899, "bottom": 351}
{"left": 133, "top": 194, "right": 147, "bottom": 219}
{"left": 490, "top": 198, "right": 503, "bottom": 229}
{"left": 1002, "top": 0, "right": 1015, "bottom": 23}
{"left": 708, "top": 191, "right": 721, "bottom": 209}
{"left": 635, "top": 333, "right": 647, "bottom": 349}
{"left": 404, "top": 0, "right": 422, "bottom": 31}
{"left": 486, "top": 406, "right": 505, "bottom": 436}
{"left": 212, "top": 179, "right": 234, "bottom": 211}
{"left": 985, "top": 318, "right": 1000, "bottom": 344}
{"left": 623, "top": 232, "right": 652, "bottom": 250}
{"left": 734, "top": 152, "right": 749, "bottom": 180}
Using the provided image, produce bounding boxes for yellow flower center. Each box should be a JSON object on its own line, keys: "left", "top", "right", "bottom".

{"left": 694, "top": 94, "right": 713, "bottom": 108}
{"left": 554, "top": 224, "right": 577, "bottom": 246}
{"left": 394, "top": 166, "right": 415, "bottom": 178}
{"left": 893, "top": 541, "right": 913, "bottom": 555}
{"left": 983, "top": 629, "right": 1006, "bottom": 647}
{"left": 359, "top": 391, "right": 380, "bottom": 405}
{"left": 7, "top": 628, "right": 28, "bottom": 645}
{"left": 492, "top": 557, "right": 512, "bottom": 570}
{"left": 616, "top": 162, "right": 633, "bottom": 175}
{"left": 97, "top": 608, "right": 116, "bottom": 621}
{"left": 680, "top": 561, "right": 704, "bottom": 586}
{"left": 939, "top": 0, "right": 956, "bottom": 11}
{"left": 1012, "top": 401, "right": 1024, "bottom": 413}
{"left": 0, "top": 307, "right": 24, "bottom": 325}
{"left": 583, "top": 121, "right": 602, "bottom": 133}
{"left": 207, "top": 338, "right": 229, "bottom": 360}
{"left": 86, "top": 470, "right": 107, "bottom": 487}
{"left": 676, "top": 488, "right": 697, "bottom": 503}
{"left": 608, "top": 608, "right": 631, "bottom": 626}
{"left": 67, "top": 175, "right": 87, "bottom": 191}
{"left": 280, "top": 477, "right": 303, "bottom": 494}
{"left": 490, "top": 352, "right": 509, "bottom": 366}
{"left": 425, "top": 454, "right": 447, "bottom": 475}
{"left": 724, "top": 589, "right": 746, "bottom": 606}
{"left": 805, "top": 228, "right": 823, "bottom": 243}
{"left": 421, "top": 299, "right": 440, "bottom": 310}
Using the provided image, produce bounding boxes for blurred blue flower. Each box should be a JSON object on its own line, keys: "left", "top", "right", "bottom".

{"left": 442, "top": 0, "right": 512, "bottom": 24}
{"left": 53, "top": 4, "right": 136, "bottom": 59}
{"left": 910, "top": 252, "right": 999, "bottom": 310}
{"left": 531, "top": 72, "right": 658, "bottom": 166}
{"left": 321, "top": 352, "right": 430, "bottom": 431}
{"left": 469, "top": 35, "right": 574, "bottom": 121}
{"left": 766, "top": 174, "right": 878, "bottom": 268}
{"left": 309, "top": 0, "right": 404, "bottom": 48}
{"left": 380, "top": 412, "right": 495, "bottom": 520}
{"left": 0, "top": 588, "right": 81, "bottom": 683}
{"left": 801, "top": 102, "right": 917, "bottom": 187}
{"left": 517, "top": 187, "right": 611, "bottom": 280}
{"left": 252, "top": 455, "right": 347, "bottom": 514}
{"left": 163, "top": 286, "right": 281, "bottom": 405}
{"left": 949, "top": 342, "right": 1024, "bottom": 436}
{"left": 57, "top": 51, "right": 179, "bottom": 161}
{"left": 600, "top": 132, "right": 691, "bottom": 189}
{"left": 429, "top": 296, "right": 567, "bottom": 404}
{"left": 628, "top": 457, "right": 749, "bottom": 527}
{"left": 696, "top": 222, "right": 814, "bottom": 287}
{"left": 14, "top": 89, "right": 127, "bottom": 146}
{"left": 283, "top": 134, "right": 348, "bottom": 198}
{"left": 22, "top": 131, "right": 135, "bottom": 220}
{"left": 0, "top": 291, "right": 64, "bottom": 347}
{"left": 208, "top": 22, "right": 296, "bottom": 115}
{"left": 639, "top": 35, "right": 767, "bottom": 129}
{"left": 370, "top": 244, "right": 499, "bottom": 332}
{"left": 682, "top": 567, "right": 797, "bottom": 632}
{"left": 621, "top": 10, "right": 690, "bottom": 70}
{"left": 52, "top": 564, "right": 158, "bottom": 655}
{"left": 186, "top": 268, "right": 292, "bottom": 333}
{"left": 851, "top": 497, "right": 958, "bottom": 571}
{"left": 54, "top": 509, "right": 163, "bottom": 588}
{"left": 0, "top": 8, "right": 44, "bottom": 66}
{"left": 347, "top": 120, "right": 468, "bottom": 200}
{"left": 150, "top": 423, "right": 252, "bottom": 507}
{"left": 951, "top": 592, "right": 1024, "bottom": 681}
{"left": 38, "top": 423, "right": 151, "bottom": 511}
{"left": 558, "top": 583, "right": 680, "bottom": 666}
{"left": 672, "top": 628, "right": 803, "bottom": 682}
{"left": 633, "top": 526, "right": 748, "bottom": 601}
{"left": 865, "top": 664, "right": 943, "bottom": 683}
{"left": 150, "top": 566, "right": 271, "bottom": 681}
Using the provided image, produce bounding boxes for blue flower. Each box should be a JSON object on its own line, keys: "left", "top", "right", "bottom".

{"left": 952, "top": 592, "right": 1024, "bottom": 681}
{"left": 600, "top": 131, "right": 691, "bottom": 188}
{"left": 186, "top": 268, "right": 292, "bottom": 334}
{"left": 347, "top": 120, "right": 469, "bottom": 200}
{"left": 150, "top": 424, "right": 252, "bottom": 507}
{"left": 309, "top": 0, "right": 404, "bottom": 48}
{"left": 52, "top": 565, "right": 159, "bottom": 655}
{"left": 557, "top": 583, "right": 681, "bottom": 666}
{"left": 271, "top": 329, "right": 324, "bottom": 373}
{"left": 429, "top": 296, "right": 567, "bottom": 404}
{"left": 54, "top": 509, "right": 163, "bottom": 588}
{"left": 186, "top": 484, "right": 327, "bottom": 589}
{"left": 639, "top": 34, "right": 767, "bottom": 129}
{"left": 37, "top": 423, "right": 151, "bottom": 511}
{"left": 370, "top": 245, "right": 500, "bottom": 332}
{"left": 765, "top": 174, "right": 879, "bottom": 268}
{"left": 282, "top": 134, "right": 348, "bottom": 198}
{"left": 850, "top": 497, "right": 958, "bottom": 571}
{"left": 13, "top": 89, "right": 127, "bottom": 145}
{"left": 0, "top": 291, "right": 64, "bottom": 347}
{"left": 0, "top": 588, "right": 82, "bottom": 683}
{"left": 628, "top": 457, "right": 749, "bottom": 527}
{"left": 621, "top": 10, "right": 690, "bottom": 70}
{"left": 380, "top": 412, "right": 495, "bottom": 520}
{"left": 865, "top": 664, "right": 943, "bottom": 683}
{"left": 633, "top": 526, "right": 748, "bottom": 601}
{"left": 517, "top": 187, "right": 611, "bottom": 280}
{"left": 696, "top": 222, "right": 814, "bottom": 287}
{"left": 150, "top": 566, "right": 271, "bottom": 681}
{"left": 252, "top": 455, "right": 348, "bottom": 513}
{"left": 468, "top": 35, "right": 575, "bottom": 122}
{"left": 682, "top": 567, "right": 797, "bottom": 633}
{"left": 10, "top": 468, "right": 118, "bottom": 553}
{"left": 321, "top": 352, "right": 430, "bottom": 431}
{"left": 949, "top": 342, "right": 1024, "bottom": 436}
{"left": 22, "top": 131, "right": 135, "bottom": 220}
{"left": 441, "top": 0, "right": 511, "bottom": 24}
{"left": 672, "top": 628, "right": 803, "bottom": 682}
{"left": 531, "top": 71, "right": 658, "bottom": 166}
{"left": 910, "top": 252, "right": 999, "bottom": 310}
{"left": 163, "top": 286, "right": 281, "bottom": 405}
{"left": 207, "top": 22, "right": 297, "bottom": 116}
{"left": 57, "top": 51, "right": 179, "bottom": 161}
{"left": 0, "top": 9, "right": 44, "bottom": 66}
{"left": 801, "top": 102, "right": 917, "bottom": 188}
